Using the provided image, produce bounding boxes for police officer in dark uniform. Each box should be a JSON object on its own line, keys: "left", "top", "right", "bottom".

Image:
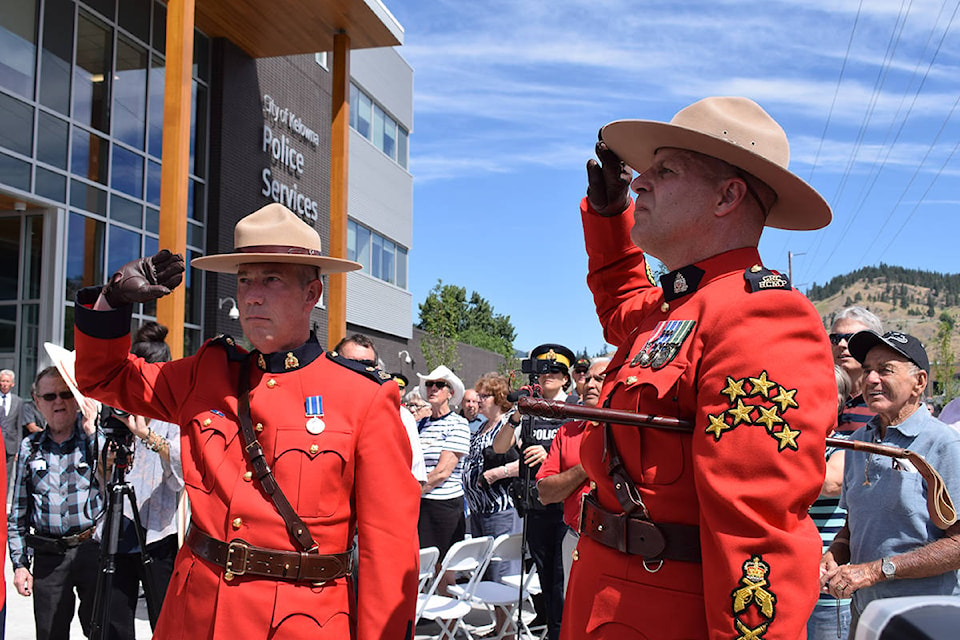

{"left": 493, "top": 343, "right": 575, "bottom": 640}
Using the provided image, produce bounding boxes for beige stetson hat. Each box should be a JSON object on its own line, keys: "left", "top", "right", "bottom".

{"left": 191, "top": 203, "right": 362, "bottom": 274}
{"left": 600, "top": 97, "right": 831, "bottom": 231}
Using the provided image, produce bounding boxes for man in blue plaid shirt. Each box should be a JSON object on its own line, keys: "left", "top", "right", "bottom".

{"left": 7, "top": 366, "right": 102, "bottom": 640}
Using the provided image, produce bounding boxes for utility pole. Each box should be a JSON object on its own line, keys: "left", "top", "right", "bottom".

{"left": 788, "top": 251, "right": 806, "bottom": 285}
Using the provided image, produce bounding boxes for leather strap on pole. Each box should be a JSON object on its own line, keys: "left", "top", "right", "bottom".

{"left": 517, "top": 396, "right": 957, "bottom": 531}
{"left": 237, "top": 357, "right": 318, "bottom": 551}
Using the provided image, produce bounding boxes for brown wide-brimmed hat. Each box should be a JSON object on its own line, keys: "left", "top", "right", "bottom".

{"left": 600, "top": 97, "right": 832, "bottom": 231}
{"left": 191, "top": 203, "right": 362, "bottom": 274}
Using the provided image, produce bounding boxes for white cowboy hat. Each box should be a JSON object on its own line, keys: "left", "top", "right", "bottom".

{"left": 43, "top": 342, "right": 92, "bottom": 407}
{"left": 191, "top": 203, "right": 362, "bottom": 274}
{"left": 600, "top": 96, "right": 831, "bottom": 231}
{"left": 417, "top": 366, "right": 465, "bottom": 407}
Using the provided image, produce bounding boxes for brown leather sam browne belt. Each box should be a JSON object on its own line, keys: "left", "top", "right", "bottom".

{"left": 580, "top": 493, "right": 701, "bottom": 562}
{"left": 186, "top": 525, "right": 353, "bottom": 584}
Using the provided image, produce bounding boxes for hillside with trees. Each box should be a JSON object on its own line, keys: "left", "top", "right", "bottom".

{"left": 807, "top": 264, "right": 960, "bottom": 402}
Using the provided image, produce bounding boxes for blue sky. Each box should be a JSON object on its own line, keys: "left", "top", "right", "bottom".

{"left": 384, "top": 0, "right": 960, "bottom": 355}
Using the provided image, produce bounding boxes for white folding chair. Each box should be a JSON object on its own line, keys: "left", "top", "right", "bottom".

{"left": 418, "top": 546, "right": 440, "bottom": 594}
{"left": 417, "top": 536, "right": 495, "bottom": 640}
{"left": 449, "top": 533, "right": 534, "bottom": 639}
{"left": 500, "top": 556, "right": 545, "bottom": 639}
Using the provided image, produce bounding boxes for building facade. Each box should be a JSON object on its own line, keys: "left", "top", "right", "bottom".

{"left": 0, "top": 0, "right": 411, "bottom": 394}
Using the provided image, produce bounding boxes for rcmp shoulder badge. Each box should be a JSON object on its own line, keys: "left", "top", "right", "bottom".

{"left": 744, "top": 265, "right": 791, "bottom": 293}
{"left": 325, "top": 351, "right": 391, "bottom": 385}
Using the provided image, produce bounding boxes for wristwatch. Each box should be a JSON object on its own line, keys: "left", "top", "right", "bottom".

{"left": 881, "top": 557, "right": 896, "bottom": 580}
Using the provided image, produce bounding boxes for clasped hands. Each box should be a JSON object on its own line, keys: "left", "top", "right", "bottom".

{"left": 819, "top": 552, "right": 882, "bottom": 598}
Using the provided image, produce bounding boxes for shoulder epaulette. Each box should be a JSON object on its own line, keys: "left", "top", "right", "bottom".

{"left": 326, "top": 351, "right": 393, "bottom": 385}
{"left": 744, "top": 265, "right": 791, "bottom": 292}
{"left": 209, "top": 334, "right": 249, "bottom": 362}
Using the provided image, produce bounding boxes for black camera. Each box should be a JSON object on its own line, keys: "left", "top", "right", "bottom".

{"left": 520, "top": 358, "right": 554, "bottom": 375}
{"left": 98, "top": 405, "right": 133, "bottom": 446}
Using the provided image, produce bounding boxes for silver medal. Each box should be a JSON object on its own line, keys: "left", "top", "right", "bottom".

{"left": 306, "top": 416, "right": 325, "bottom": 435}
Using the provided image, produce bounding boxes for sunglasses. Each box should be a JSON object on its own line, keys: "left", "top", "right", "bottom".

{"left": 425, "top": 380, "right": 448, "bottom": 389}
{"left": 829, "top": 332, "right": 855, "bottom": 345}
{"left": 39, "top": 391, "right": 74, "bottom": 402}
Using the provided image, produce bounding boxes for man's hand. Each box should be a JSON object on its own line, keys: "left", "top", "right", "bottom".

{"left": 80, "top": 398, "right": 99, "bottom": 436}
{"left": 14, "top": 567, "right": 33, "bottom": 597}
{"left": 586, "top": 140, "right": 633, "bottom": 217}
{"left": 102, "top": 249, "right": 185, "bottom": 308}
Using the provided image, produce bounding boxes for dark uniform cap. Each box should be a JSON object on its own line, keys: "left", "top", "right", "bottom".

{"left": 530, "top": 343, "right": 576, "bottom": 373}
{"left": 848, "top": 330, "right": 930, "bottom": 373}
{"left": 392, "top": 373, "right": 408, "bottom": 389}
{"left": 573, "top": 357, "right": 591, "bottom": 373}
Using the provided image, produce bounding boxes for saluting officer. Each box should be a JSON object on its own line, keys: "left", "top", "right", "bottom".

{"left": 563, "top": 97, "right": 837, "bottom": 638}
{"left": 73, "top": 203, "right": 420, "bottom": 639}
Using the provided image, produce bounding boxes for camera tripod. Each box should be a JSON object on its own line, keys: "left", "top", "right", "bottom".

{"left": 89, "top": 438, "right": 162, "bottom": 640}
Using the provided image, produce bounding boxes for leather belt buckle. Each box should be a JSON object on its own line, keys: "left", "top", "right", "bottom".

{"left": 224, "top": 540, "right": 250, "bottom": 580}
{"left": 628, "top": 516, "right": 666, "bottom": 558}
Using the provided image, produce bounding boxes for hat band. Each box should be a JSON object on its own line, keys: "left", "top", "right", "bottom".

{"left": 238, "top": 245, "right": 322, "bottom": 256}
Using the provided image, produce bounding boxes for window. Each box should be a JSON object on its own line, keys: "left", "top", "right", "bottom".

{"left": 314, "top": 52, "right": 327, "bottom": 69}
{"left": 347, "top": 219, "right": 407, "bottom": 288}
{"left": 348, "top": 82, "right": 408, "bottom": 168}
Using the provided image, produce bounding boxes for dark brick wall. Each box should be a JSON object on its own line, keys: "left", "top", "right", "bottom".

{"left": 204, "top": 41, "right": 333, "bottom": 346}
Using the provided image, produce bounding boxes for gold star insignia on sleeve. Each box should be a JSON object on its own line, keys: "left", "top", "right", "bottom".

{"left": 748, "top": 371, "right": 776, "bottom": 398}
{"left": 755, "top": 405, "right": 783, "bottom": 432}
{"left": 728, "top": 400, "right": 754, "bottom": 426}
{"left": 705, "top": 413, "right": 732, "bottom": 440}
{"left": 721, "top": 376, "right": 748, "bottom": 403}
{"left": 771, "top": 386, "right": 799, "bottom": 411}
{"left": 773, "top": 424, "right": 801, "bottom": 451}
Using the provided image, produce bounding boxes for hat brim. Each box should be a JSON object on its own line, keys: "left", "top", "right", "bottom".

{"left": 417, "top": 370, "right": 465, "bottom": 407}
{"left": 601, "top": 120, "right": 832, "bottom": 231}
{"left": 191, "top": 253, "right": 362, "bottom": 274}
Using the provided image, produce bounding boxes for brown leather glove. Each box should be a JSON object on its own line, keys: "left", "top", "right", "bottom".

{"left": 102, "top": 249, "right": 185, "bottom": 308}
{"left": 586, "top": 139, "right": 633, "bottom": 217}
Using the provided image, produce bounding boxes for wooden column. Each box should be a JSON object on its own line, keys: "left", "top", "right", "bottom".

{"left": 328, "top": 32, "right": 351, "bottom": 348}
{"left": 156, "top": 0, "right": 194, "bottom": 358}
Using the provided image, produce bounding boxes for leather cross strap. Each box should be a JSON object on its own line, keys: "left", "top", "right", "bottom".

{"left": 237, "top": 357, "right": 318, "bottom": 552}
{"left": 186, "top": 525, "right": 352, "bottom": 583}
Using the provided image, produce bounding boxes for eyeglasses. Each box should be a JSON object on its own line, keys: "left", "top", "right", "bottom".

{"left": 425, "top": 380, "right": 448, "bottom": 389}
{"left": 829, "top": 332, "right": 855, "bottom": 345}
{"left": 406, "top": 403, "right": 429, "bottom": 411}
{"left": 476, "top": 393, "right": 493, "bottom": 400}
{"left": 39, "top": 391, "right": 73, "bottom": 402}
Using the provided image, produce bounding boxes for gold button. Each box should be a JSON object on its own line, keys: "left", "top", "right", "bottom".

{"left": 309, "top": 444, "right": 319, "bottom": 455}
{"left": 266, "top": 379, "right": 277, "bottom": 388}
{"left": 202, "top": 418, "right": 211, "bottom": 427}
{"left": 232, "top": 517, "right": 242, "bottom": 530}
{"left": 255, "top": 423, "right": 263, "bottom": 432}
{"left": 625, "top": 376, "right": 637, "bottom": 386}
{"left": 243, "top": 471, "right": 252, "bottom": 482}
{"left": 615, "top": 483, "right": 622, "bottom": 490}
{"left": 597, "top": 524, "right": 604, "bottom": 531}
{"left": 750, "top": 264, "right": 762, "bottom": 273}
{"left": 661, "top": 302, "right": 670, "bottom": 313}
{"left": 590, "top": 481, "right": 597, "bottom": 490}
{"left": 572, "top": 549, "right": 579, "bottom": 561}
{"left": 224, "top": 571, "right": 235, "bottom": 581}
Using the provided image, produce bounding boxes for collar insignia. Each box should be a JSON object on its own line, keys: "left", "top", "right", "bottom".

{"left": 284, "top": 352, "right": 299, "bottom": 370}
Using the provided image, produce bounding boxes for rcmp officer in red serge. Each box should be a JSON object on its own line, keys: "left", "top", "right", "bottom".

{"left": 72, "top": 203, "right": 420, "bottom": 639}
{"left": 561, "top": 97, "right": 837, "bottom": 639}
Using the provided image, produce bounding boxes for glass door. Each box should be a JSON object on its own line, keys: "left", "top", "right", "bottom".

{"left": 0, "top": 212, "right": 44, "bottom": 395}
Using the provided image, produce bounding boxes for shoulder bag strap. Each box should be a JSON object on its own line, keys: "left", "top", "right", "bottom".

{"left": 236, "top": 357, "right": 318, "bottom": 552}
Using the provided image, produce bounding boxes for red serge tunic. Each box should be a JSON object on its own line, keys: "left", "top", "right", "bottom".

{"left": 561, "top": 200, "right": 835, "bottom": 639}
{"left": 73, "top": 290, "right": 420, "bottom": 640}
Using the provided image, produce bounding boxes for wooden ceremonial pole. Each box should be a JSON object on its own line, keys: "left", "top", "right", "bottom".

{"left": 327, "top": 32, "right": 351, "bottom": 349}
{"left": 156, "top": 0, "right": 194, "bottom": 359}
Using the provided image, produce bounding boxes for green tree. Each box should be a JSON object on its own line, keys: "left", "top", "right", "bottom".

{"left": 417, "top": 280, "right": 517, "bottom": 371}
{"left": 934, "top": 312, "right": 957, "bottom": 402}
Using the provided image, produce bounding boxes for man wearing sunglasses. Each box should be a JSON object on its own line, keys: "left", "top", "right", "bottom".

{"left": 8, "top": 366, "right": 102, "bottom": 640}
{"left": 830, "top": 306, "right": 883, "bottom": 435}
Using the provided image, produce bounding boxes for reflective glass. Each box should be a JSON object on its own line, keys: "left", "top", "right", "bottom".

{"left": 71, "top": 126, "right": 109, "bottom": 184}
{"left": 113, "top": 36, "right": 148, "bottom": 149}
{"left": 24, "top": 215, "right": 42, "bottom": 299}
{"left": 152, "top": 1, "right": 165, "bottom": 54}
{"left": 107, "top": 223, "right": 140, "bottom": 274}
{"left": 185, "top": 250, "right": 200, "bottom": 325}
{"left": 66, "top": 211, "right": 105, "bottom": 301}
{"left": 35, "top": 167, "right": 67, "bottom": 202}
{"left": 0, "top": 0, "right": 37, "bottom": 98}
{"left": 110, "top": 194, "right": 141, "bottom": 227}
{"left": 396, "top": 246, "right": 407, "bottom": 289}
{"left": 19, "top": 303, "right": 39, "bottom": 382}
{"left": 347, "top": 220, "right": 357, "bottom": 262}
{"left": 190, "top": 81, "right": 207, "bottom": 177}
{"left": 147, "top": 55, "right": 164, "bottom": 158}
{"left": 0, "top": 92, "right": 34, "bottom": 156}
{"left": 189, "top": 179, "right": 204, "bottom": 222}
{"left": 382, "top": 238, "right": 395, "bottom": 284}
{"left": 194, "top": 30, "right": 209, "bottom": 81}
{"left": 383, "top": 113, "right": 396, "bottom": 161}
{"left": 70, "top": 179, "right": 107, "bottom": 216}
{"left": 39, "top": 0, "right": 73, "bottom": 114}
{"left": 188, "top": 220, "right": 203, "bottom": 248}
{"left": 371, "top": 233, "right": 382, "bottom": 279}
{"left": 0, "top": 306, "right": 14, "bottom": 350}
{"left": 397, "top": 128, "right": 408, "bottom": 169}
{"left": 349, "top": 84, "right": 359, "bottom": 130}
{"left": 62, "top": 305, "right": 74, "bottom": 349}
{"left": 357, "top": 92, "right": 371, "bottom": 138}
{"left": 73, "top": 12, "right": 112, "bottom": 133}
{"left": 0, "top": 152, "right": 30, "bottom": 191}
{"left": 145, "top": 206, "right": 159, "bottom": 233}
{"left": 356, "top": 224, "right": 370, "bottom": 272}
{"left": 118, "top": 0, "right": 150, "bottom": 44}
{"left": 110, "top": 145, "right": 144, "bottom": 198}
{"left": 37, "top": 111, "right": 69, "bottom": 169}
{"left": 0, "top": 218, "right": 21, "bottom": 300}
{"left": 146, "top": 159, "right": 161, "bottom": 205}
{"left": 372, "top": 104, "right": 385, "bottom": 154}
{"left": 84, "top": 0, "right": 115, "bottom": 21}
